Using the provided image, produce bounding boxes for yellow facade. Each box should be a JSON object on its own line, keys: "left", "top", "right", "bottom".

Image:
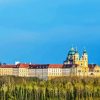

{"left": 19, "top": 68, "right": 28, "bottom": 77}
{"left": 90, "top": 65, "right": 100, "bottom": 77}
{"left": 48, "top": 64, "right": 63, "bottom": 79}
{"left": 64, "top": 48, "right": 100, "bottom": 77}
{"left": 0, "top": 68, "right": 13, "bottom": 76}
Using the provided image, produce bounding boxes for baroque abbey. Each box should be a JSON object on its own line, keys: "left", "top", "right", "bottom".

{"left": 0, "top": 47, "right": 100, "bottom": 80}
{"left": 64, "top": 47, "right": 88, "bottom": 67}
{"left": 63, "top": 47, "right": 100, "bottom": 77}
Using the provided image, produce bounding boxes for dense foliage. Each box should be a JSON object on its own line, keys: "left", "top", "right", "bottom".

{"left": 0, "top": 76, "right": 100, "bottom": 100}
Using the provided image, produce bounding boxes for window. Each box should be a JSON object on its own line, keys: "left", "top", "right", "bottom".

{"left": 78, "top": 70, "right": 81, "bottom": 72}
{"left": 97, "top": 70, "right": 99, "bottom": 72}
{"left": 91, "top": 73, "right": 94, "bottom": 75}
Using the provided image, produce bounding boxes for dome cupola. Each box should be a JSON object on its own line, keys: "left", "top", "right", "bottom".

{"left": 68, "top": 47, "right": 76, "bottom": 55}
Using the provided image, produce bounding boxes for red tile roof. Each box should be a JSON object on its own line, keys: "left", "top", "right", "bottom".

{"left": 18, "top": 64, "right": 29, "bottom": 68}
{"left": 0, "top": 65, "right": 16, "bottom": 68}
{"left": 48, "top": 64, "right": 63, "bottom": 68}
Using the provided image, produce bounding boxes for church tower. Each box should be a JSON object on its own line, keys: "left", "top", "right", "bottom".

{"left": 64, "top": 47, "right": 88, "bottom": 67}
{"left": 74, "top": 48, "right": 80, "bottom": 65}
{"left": 81, "top": 49, "right": 88, "bottom": 67}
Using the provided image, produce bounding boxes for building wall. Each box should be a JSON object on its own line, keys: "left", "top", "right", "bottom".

{"left": 93, "top": 66, "right": 100, "bottom": 77}
{"left": 48, "top": 68, "right": 62, "bottom": 79}
{"left": 13, "top": 68, "right": 19, "bottom": 76}
{"left": 62, "top": 68, "right": 71, "bottom": 76}
{"left": 75, "top": 66, "right": 89, "bottom": 77}
{"left": 0, "top": 68, "right": 13, "bottom": 76}
{"left": 88, "top": 66, "right": 100, "bottom": 77}
{"left": 0, "top": 65, "right": 100, "bottom": 79}
{"left": 28, "top": 68, "right": 48, "bottom": 80}
{"left": 18, "top": 68, "right": 28, "bottom": 77}
{"left": 28, "top": 69, "right": 36, "bottom": 77}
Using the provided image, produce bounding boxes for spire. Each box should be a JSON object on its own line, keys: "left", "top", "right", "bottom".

{"left": 83, "top": 49, "right": 87, "bottom": 54}
{"left": 83, "top": 47, "right": 87, "bottom": 54}
{"left": 75, "top": 46, "right": 78, "bottom": 53}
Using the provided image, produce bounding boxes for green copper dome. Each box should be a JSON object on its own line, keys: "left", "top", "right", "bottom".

{"left": 68, "top": 48, "right": 76, "bottom": 55}
{"left": 83, "top": 49, "right": 87, "bottom": 54}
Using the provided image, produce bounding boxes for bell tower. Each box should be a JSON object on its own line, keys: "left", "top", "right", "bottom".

{"left": 81, "top": 49, "right": 88, "bottom": 67}
{"left": 74, "top": 48, "right": 79, "bottom": 65}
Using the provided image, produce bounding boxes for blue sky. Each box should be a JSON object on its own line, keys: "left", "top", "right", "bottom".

{"left": 0, "top": 0, "right": 100, "bottom": 64}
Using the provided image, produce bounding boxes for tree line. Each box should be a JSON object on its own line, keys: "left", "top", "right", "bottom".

{"left": 0, "top": 76, "right": 100, "bottom": 100}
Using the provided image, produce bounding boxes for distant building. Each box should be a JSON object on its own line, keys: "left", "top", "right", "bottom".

{"left": 64, "top": 47, "right": 88, "bottom": 67}
{"left": 0, "top": 47, "right": 100, "bottom": 79}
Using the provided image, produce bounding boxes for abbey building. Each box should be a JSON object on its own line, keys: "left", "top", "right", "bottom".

{"left": 63, "top": 47, "right": 100, "bottom": 77}
{"left": 64, "top": 48, "right": 88, "bottom": 67}
{"left": 0, "top": 47, "right": 100, "bottom": 80}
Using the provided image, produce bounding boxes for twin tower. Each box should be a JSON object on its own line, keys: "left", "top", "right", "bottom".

{"left": 64, "top": 47, "right": 88, "bottom": 67}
